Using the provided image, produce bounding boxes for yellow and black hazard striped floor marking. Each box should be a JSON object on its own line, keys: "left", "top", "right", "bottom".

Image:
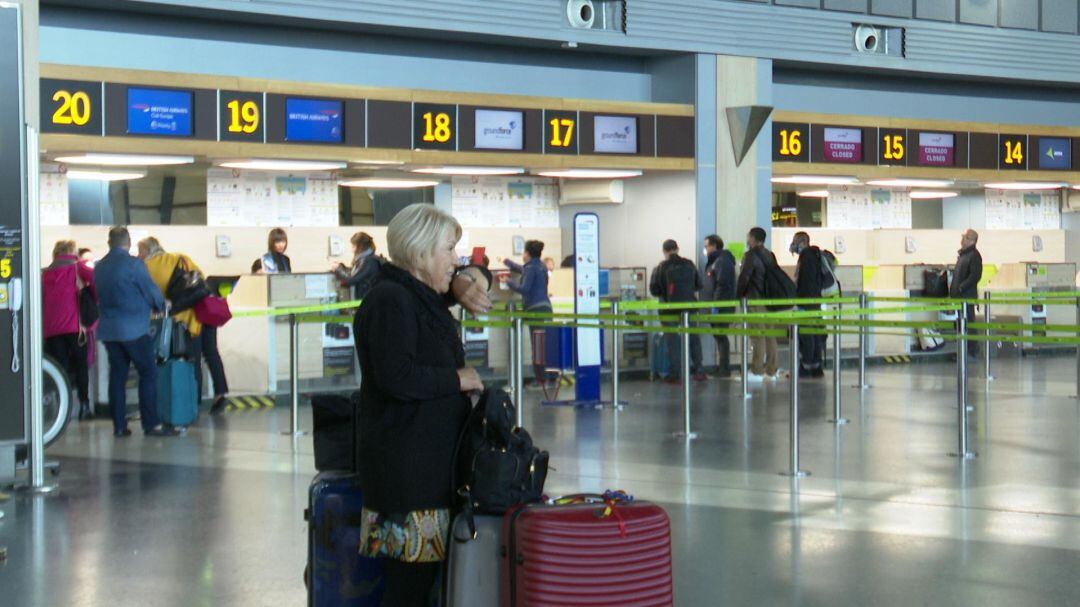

{"left": 882, "top": 355, "right": 912, "bottom": 364}
{"left": 224, "top": 395, "right": 276, "bottom": 412}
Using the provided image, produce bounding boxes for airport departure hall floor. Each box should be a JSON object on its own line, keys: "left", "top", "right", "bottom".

{"left": 2, "top": 356, "right": 1080, "bottom": 607}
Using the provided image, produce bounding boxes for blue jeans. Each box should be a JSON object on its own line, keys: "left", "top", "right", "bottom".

{"left": 105, "top": 335, "right": 160, "bottom": 432}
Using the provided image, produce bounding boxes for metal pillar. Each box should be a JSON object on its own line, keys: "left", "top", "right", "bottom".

{"left": 740, "top": 298, "right": 751, "bottom": 399}
{"left": 983, "top": 292, "right": 993, "bottom": 381}
{"left": 782, "top": 324, "right": 809, "bottom": 477}
{"left": 950, "top": 313, "right": 976, "bottom": 459}
{"left": 675, "top": 311, "right": 696, "bottom": 439}
{"left": 611, "top": 301, "right": 621, "bottom": 408}
{"left": 26, "top": 126, "right": 53, "bottom": 492}
{"left": 282, "top": 314, "right": 307, "bottom": 437}
{"left": 513, "top": 315, "right": 525, "bottom": 427}
{"left": 828, "top": 303, "right": 848, "bottom": 425}
{"left": 856, "top": 292, "right": 868, "bottom": 389}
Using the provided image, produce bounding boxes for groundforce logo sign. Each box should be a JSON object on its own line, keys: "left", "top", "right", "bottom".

{"left": 475, "top": 109, "right": 523, "bottom": 150}
{"left": 594, "top": 115, "right": 637, "bottom": 153}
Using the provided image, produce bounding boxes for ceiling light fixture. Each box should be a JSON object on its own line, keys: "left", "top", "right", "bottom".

{"left": 866, "top": 178, "right": 954, "bottom": 188}
{"left": 796, "top": 190, "right": 829, "bottom": 198}
{"left": 771, "top": 175, "right": 859, "bottom": 186}
{"left": 55, "top": 153, "right": 195, "bottom": 166}
{"left": 983, "top": 181, "right": 1066, "bottom": 191}
{"left": 536, "top": 169, "right": 643, "bottom": 179}
{"left": 909, "top": 190, "right": 959, "bottom": 199}
{"left": 412, "top": 166, "right": 525, "bottom": 176}
{"left": 339, "top": 178, "right": 440, "bottom": 189}
{"left": 217, "top": 159, "right": 348, "bottom": 171}
{"left": 66, "top": 169, "right": 147, "bottom": 181}
{"left": 350, "top": 159, "right": 406, "bottom": 166}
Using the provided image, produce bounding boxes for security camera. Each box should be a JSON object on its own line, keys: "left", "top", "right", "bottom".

{"left": 567, "top": 0, "right": 595, "bottom": 29}
{"left": 854, "top": 24, "right": 882, "bottom": 53}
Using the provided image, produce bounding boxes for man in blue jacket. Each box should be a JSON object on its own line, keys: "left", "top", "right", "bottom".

{"left": 95, "top": 227, "right": 178, "bottom": 437}
{"left": 504, "top": 240, "right": 553, "bottom": 387}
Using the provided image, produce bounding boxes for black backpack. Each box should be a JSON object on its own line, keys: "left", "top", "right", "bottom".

{"left": 663, "top": 259, "right": 699, "bottom": 303}
{"left": 923, "top": 268, "right": 949, "bottom": 298}
{"left": 753, "top": 248, "right": 796, "bottom": 311}
{"left": 453, "top": 389, "right": 549, "bottom": 538}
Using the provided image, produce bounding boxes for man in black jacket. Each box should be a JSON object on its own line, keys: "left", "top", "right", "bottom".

{"left": 703, "top": 234, "right": 737, "bottom": 377}
{"left": 736, "top": 227, "right": 778, "bottom": 380}
{"left": 790, "top": 231, "right": 826, "bottom": 377}
{"left": 650, "top": 239, "right": 706, "bottom": 382}
{"left": 951, "top": 229, "right": 983, "bottom": 356}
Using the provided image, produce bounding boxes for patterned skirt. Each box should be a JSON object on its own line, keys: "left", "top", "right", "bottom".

{"left": 358, "top": 507, "right": 451, "bottom": 563}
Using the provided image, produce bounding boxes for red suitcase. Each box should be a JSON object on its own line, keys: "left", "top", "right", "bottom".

{"left": 501, "top": 498, "right": 674, "bottom": 606}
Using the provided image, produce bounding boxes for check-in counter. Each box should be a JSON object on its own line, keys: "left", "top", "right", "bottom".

{"left": 985, "top": 262, "right": 1078, "bottom": 350}
{"left": 219, "top": 272, "right": 356, "bottom": 395}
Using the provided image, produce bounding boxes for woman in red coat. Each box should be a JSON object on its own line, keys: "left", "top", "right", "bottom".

{"left": 42, "top": 239, "right": 97, "bottom": 420}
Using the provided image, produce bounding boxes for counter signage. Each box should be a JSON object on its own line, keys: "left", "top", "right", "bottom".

{"left": 999, "top": 134, "right": 1027, "bottom": 170}
{"left": 41, "top": 78, "right": 101, "bottom": 135}
{"left": 593, "top": 115, "right": 638, "bottom": 154}
{"left": 220, "top": 90, "right": 263, "bottom": 142}
{"left": 916, "top": 132, "right": 955, "bottom": 167}
{"left": 544, "top": 110, "right": 578, "bottom": 154}
{"left": 474, "top": 109, "right": 523, "bottom": 151}
{"left": 127, "top": 87, "right": 193, "bottom": 137}
{"left": 822, "top": 127, "right": 862, "bottom": 163}
{"left": 414, "top": 103, "right": 457, "bottom": 150}
{"left": 285, "top": 97, "right": 343, "bottom": 143}
{"left": 772, "top": 122, "right": 809, "bottom": 162}
{"left": 1036, "top": 137, "right": 1070, "bottom": 170}
{"left": 878, "top": 128, "right": 906, "bottom": 165}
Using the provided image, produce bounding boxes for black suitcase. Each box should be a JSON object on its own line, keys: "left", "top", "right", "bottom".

{"left": 312, "top": 393, "right": 356, "bottom": 471}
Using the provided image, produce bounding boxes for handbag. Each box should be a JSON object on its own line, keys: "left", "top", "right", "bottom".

{"left": 151, "top": 315, "right": 173, "bottom": 363}
{"left": 170, "top": 320, "right": 193, "bottom": 360}
{"left": 165, "top": 257, "right": 211, "bottom": 313}
{"left": 74, "top": 266, "right": 98, "bottom": 328}
{"left": 194, "top": 295, "right": 232, "bottom": 327}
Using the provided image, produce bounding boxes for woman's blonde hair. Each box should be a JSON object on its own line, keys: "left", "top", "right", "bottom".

{"left": 138, "top": 237, "right": 164, "bottom": 257}
{"left": 386, "top": 204, "right": 461, "bottom": 276}
{"left": 52, "top": 240, "right": 77, "bottom": 259}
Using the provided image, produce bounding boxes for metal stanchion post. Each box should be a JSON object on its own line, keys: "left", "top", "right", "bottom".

{"left": 282, "top": 314, "right": 307, "bottom": 437}
{"left": 740, "top": 298, "right": 751, "bottom": 400}
{"left": 983, "top": 292, "right": 993, "bottom": 381}
{"left": 513, "top": 315, "right": 525, "bottom": 427}
{"left": 675, "top": 311, "right": 697, "bottom": 439}
{"left": 856, "top": 292, "right": 868, "bottom": 390}
{"left": 828, "top": 302, "right": 848, "bottom": 425}
{"left": 507, "top": 303, "right": 516, "bottom": 399}
{"left": 782, "top": 324, "right": 809, "bottom": 477}
{"left": 25, "top": 127, "right": 54, "bottom": 493}
{"left": 612, "top": 301, "right": 621, "bottom": 409}
{"left": 1075, "top": 298, "right": 1079, "bottom": 399}
{"left": 459, "top": 307, "right": 468, "bottom": 344}
{"left": 949, "top": 313, "right": 976, "bottom": 459}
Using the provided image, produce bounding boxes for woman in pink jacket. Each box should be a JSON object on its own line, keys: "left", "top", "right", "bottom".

{"left": 42, "top": 239, "right": 97, "bottom": 421}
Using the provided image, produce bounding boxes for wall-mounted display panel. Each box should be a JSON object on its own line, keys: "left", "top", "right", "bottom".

{"left": 41, "top": 78, "right": 102, "bottom": 136}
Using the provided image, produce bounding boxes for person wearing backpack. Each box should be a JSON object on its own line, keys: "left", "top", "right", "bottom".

{"left": 703, "top": 234, "right": 737, "bottom": 378}
{"left": 736, "top": 227, "right": 781, "bottom": 381}
{"left": 790, "top": 232, "right": 827, "bottom": 378}
{"left": 649, "top": 239, "right": 707, "bottom": 382}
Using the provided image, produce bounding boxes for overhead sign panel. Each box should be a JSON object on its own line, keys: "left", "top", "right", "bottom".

{"left": 127, "top": 87, "right": 192, "bottom": 137}
{"left": 41, "top": 78, "right": 101, "bottom": 135}
{"left": 285, "top": 98, "right": 343, "bottom": 143}
{"left": 773, "top": 122, "right": 809, "bottom": 162}
{"left": 474, "top": 109, "right": 523, "bottom": 151}
{"left": 593, "top": 115, "right": 638, "bottom": 154}
{"left": 822, "top": 127, "right": 862, "bottom": 163}
{"left": 1037, "top": 137, "right": 1071, "bottom": 170}
{"left": 917, "top": 132, "right": 955, "bottom": 167}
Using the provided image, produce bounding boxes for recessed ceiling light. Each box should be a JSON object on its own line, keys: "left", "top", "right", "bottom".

{"left": 536, "top": 169, "right": 643, "bottom": 179}
{"left": 771, "top": 175, "right": 859, "bottom": 185}
{"left": 55, "top": 153, "right": 194, "bottom": 166}
{"left": 796, "top": 190, "right": 829, "bottom": 198}
{"left": 217, "top": 159, "right": 347, "bottom": 171}
{"left": 66, "top": 169, "right": 147, "bottom": 181}
{"left": 340, "top": 178, "right": 440, "bottom": 189}
{"left": 411, "top": 166, "right": 525, "bottom": 176}
{"left": 350, "top": 160, "right": 406, "bottom": 166}
{"left": 867, "top": 178, "right": 954, "bottom": 188}
{"left": 984, "top": 182, "right": 1066, "bottom": 191}
{"left": 909, "top": 190, "right": 959, "bottom": 199}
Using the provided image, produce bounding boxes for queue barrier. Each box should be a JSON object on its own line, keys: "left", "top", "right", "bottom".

{"left": 240, "top": 290, "right": 1079, "bottom": 469}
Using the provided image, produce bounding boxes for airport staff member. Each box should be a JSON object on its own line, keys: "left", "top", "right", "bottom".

{"left": 737, "top": 227, "right": 779, "bottom": 381}
{"left": 260, "top": 228, "right": 292, "bottom": 274}
{"left": 951, "top": 229, "right": 983, "bottom": 357}
{"left": 703, "top": 234, "right": 736, "bottom": 378}
{"left": 650, "top": 239, "right": 706, "bottom": 383}
{"left": 333, "top": 232, "right": 384, "bottom": 301}
{"left": 94, "top": 227, "right": 178, "bottom": 437}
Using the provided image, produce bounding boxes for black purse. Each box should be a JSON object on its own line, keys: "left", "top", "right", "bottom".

{"left": 74, "top": 267, "right": 98, "bottom": 327}
{"left": 165, "top": 258, "right": 211, "bottom": 313}
{"left": 170, "top": 320, "right": 193, "bottom": 360}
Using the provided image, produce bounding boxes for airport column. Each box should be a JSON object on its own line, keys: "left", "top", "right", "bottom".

{"left": 0, "top": 0, "right": 39, "bottom": 489}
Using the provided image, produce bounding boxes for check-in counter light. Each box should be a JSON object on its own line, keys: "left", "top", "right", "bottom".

{"left": 771, "top": 175, "right": 859, "bottom": 185}
{"left": 67, "top": 169, "right": 147, "bottom": 181}
{"left": 218, "top": 159, "right": 348, "bottom": 171}
{"left": 412, "top": 166, "right": 524, "bottom": 176}
{"left": 796, "top": 190, "right": 829, "bottom": 198}
{"left": 340, "top": 178, "right": 440, "bottom": 189}
{"left": 867, "top": 178, "right": 953, "bottom": 188}
{"left": 909, "top": 190, "right": 959, "bottom": 199}
{"left": 537, "top": 169, "right": 643, "bottom": 179}
{"left": 984, "top": 182, "right": 1066, "bottom": 191}
{"left": 55, "top": 153, "right": 195, "bottom": 166}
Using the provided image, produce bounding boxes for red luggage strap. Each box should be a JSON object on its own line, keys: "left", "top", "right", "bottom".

{"left": 553, "top": 490, "right": 634, "bottom": 537}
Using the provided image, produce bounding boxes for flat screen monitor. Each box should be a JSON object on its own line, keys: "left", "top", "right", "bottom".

{"left": 285, "top": 98, "right": 343, "bottom": 143}
{"left": 475, "top": 109, "right": 524, "bottom": 150}
{"left": 127, "top": 87, "right": 193, "bottom": 137}
{"left": 593, "top": 115, "right": 638, "bottom": 154}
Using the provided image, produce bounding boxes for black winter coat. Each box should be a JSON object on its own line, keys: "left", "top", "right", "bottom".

{"left": 950, "top": 245, "right": 983, "bottom": 299}
{"left": 353, "top": 263, "right": 470, "bottom": 514}
{"left": 795, "top": 246, "right": 824, "bottom": 299}
{"left": 737, "top": 245, "right": 773, "bottom": 300}
{"left": 704, "top": 250, "right": 737, "bottom": 303}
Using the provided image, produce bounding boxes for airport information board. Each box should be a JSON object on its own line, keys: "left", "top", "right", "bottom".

{"left": 773, "top": 120, "right": 1079, "bottom": 171}
{"left": 39, "top": 78, "right": 694, "bottom": 159}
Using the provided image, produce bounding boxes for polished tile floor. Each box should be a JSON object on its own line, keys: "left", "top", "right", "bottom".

{"left": 2, "top": 354, "right": 1079, "bottom": 606}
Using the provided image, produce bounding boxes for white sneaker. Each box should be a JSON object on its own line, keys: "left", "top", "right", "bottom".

{"left": 746, "top": 373, "right": 765, "bottom": 383}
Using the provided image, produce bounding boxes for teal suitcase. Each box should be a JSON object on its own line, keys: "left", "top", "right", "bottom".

{"left": 157, "top": 359, "right": 198, "bottom": 426}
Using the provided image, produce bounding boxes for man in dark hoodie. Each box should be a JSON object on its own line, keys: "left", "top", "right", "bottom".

{"left": 650, "top": 239, "right": 706, "bottom": 382}
{"left": 702, "top": 234, "right": 737, "bottom": 377}
{"left": 950, "top": 229, "right": 983, "bottom": 357}
{"left": 790, "top": 231, "right": 826, "bottom": 377}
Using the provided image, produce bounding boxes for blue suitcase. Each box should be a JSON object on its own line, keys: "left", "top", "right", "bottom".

{"left": 306, "top": 472, "right": 384, "bottom": 607}
{"left": 156, "top": 359, "right": 198, "bottom": 426}
{"left": 650, "top": 332, "right": 671, "bottom": 380}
